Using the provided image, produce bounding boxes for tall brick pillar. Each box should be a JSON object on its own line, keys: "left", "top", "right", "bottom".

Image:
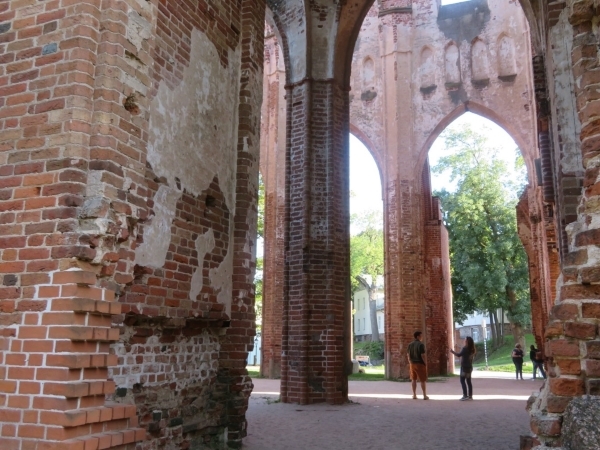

{"left": 377, "top": 6, "right": 427, "bottom": 379}
{"left": 259, "top": 29, "right": 286, "bottom": 379}
{"left": 279, "top": 79, "right": 351, "bottom": 404}
{"left": 422, "top": 166, "right": 454, "bottom": 376}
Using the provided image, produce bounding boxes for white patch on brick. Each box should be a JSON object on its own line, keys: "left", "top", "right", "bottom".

{"left": 135, "top": 185, "right": 181, "bottom": 268}
{"left": 147, "top": 29, "right": 241, "bottom": 312}
{"left": 190, "top": 229, "right": 216, "bottom": 302}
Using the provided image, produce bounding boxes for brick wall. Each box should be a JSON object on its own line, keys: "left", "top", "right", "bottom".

{"left": 0, "top": 0, "right": 264, "bottom": 448}
{"left": 523, "top": 1, "right": 600, "bottom": 446}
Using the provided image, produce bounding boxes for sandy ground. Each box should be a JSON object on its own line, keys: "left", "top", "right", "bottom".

{"left": 243, "top": 371, "right": 544, "bottom": 450}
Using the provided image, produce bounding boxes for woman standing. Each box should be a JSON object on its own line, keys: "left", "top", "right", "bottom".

{"left": 512, "top": 343, "right": 525, "bottom": 380}
{"left": 450, "top": 336, "right": 476, "bottom": 401}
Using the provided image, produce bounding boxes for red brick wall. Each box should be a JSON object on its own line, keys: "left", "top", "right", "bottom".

{"left": 280, "top": 80, "right": 351, "bottom": 405}
{"left": 0, "top": 0, "right": 264, "bottom": 448}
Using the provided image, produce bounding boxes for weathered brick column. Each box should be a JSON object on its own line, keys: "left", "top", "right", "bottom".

{"left": 525, "top": 2, "right": 600, "bottom": 446}
{"left": 279, "top": 79, "right": 351, "bottom": 404}
{"left": 259, "top": 29, "right": 286, "bottom": 379}
{"left": 0, "top": 0, "right": 266, "bottom": 448}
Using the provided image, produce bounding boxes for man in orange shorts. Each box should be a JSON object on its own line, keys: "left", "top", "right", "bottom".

{"left": 407, "top": 330, "right": 429, "bottom": 400}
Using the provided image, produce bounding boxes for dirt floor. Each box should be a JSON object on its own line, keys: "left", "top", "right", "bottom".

{"left": 243, "top": 371, "right": 543, "bottom": 450}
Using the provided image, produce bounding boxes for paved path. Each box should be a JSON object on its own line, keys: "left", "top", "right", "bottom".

{"left": 243, "top": 372, "right": 544, "bottom": 450}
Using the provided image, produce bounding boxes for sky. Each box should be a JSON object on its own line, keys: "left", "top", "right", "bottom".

{"left": 256, "top": 112, "right": 521, "bottom": 255}
{"left": 349, "top": 112, "right": 522, "bottom": 229}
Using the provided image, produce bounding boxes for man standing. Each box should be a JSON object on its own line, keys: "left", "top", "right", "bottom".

{"left": 407, "top": 330, "right": 429, "bottom": 400}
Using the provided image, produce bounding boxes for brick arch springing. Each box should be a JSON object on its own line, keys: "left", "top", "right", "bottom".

{"left": 417, "top": 102, "right": 537, "bottom": 187}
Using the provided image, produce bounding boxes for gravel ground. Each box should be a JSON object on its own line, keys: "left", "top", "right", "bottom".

{"left": 243, "top": 372, "right": 543, "bottom": 450}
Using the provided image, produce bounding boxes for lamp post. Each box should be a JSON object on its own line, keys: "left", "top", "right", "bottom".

{"left": 481, "top": 318, "right": 488, "bottom": 369}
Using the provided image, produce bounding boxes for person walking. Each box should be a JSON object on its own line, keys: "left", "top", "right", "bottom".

{"left": 512, "top": 343, "right": 525, "bottom": 380}
{"left": 450, "top": 336, "right": 476, "bottom": 400}
{"left": 407, "top": 330, "right": 428, "bottom": 400}
{"left": 530, "top": 344, "right": 546, "bottom": 380}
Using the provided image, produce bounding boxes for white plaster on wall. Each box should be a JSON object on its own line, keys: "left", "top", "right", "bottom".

{"left": 127, "top": 10, "right": 152, "bottom": 52}
{"left": 190, "top": 229, "right": 216, "bottom": 302}
{"left": 135, "top": 185, "right": 181, "bottom": 268}
{"left": 148, "top": 28, "right": 240, "bottom": 211}
{"left": 551, "top": 11, "right": 583, "bottom": 175}
{"left": 145, "top": 28, "right": 242, "bottom": 314}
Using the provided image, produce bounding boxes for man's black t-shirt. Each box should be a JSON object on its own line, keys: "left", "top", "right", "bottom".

{"left": 407, "top": 339, "right": 425, "bottom": 364}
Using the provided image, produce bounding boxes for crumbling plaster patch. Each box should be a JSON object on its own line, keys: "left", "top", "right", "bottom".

{"left": 140, "top": 28, "right": 242, "bottom": 314}
{"left": 135, "top": 185, "right": 181, "bottom": 268}
{"left": 550, "top": 10, "right": 583, "bottom": 175}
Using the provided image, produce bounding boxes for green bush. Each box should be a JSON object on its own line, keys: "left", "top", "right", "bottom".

{"left": 354, "top": 341, "right": 384, "bottom": 361}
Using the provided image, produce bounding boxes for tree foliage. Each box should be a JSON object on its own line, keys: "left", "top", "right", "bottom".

{"left": 350, "top": 210, "right": 384, "bottom": 341}
{"left": 254, "top": 174, "right": 265, "bottom": 332}
{"left": 432, "top": 123, "right": 530, "bottom": 345}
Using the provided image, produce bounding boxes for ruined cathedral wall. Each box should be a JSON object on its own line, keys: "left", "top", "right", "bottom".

{"left": 349, "top": 4, "right": 385, "bottom": 165}
{"left": 411, "top": 0, "right": 537, "bottom": 171}
{"left": 0, "top": 0, "right": 264, "bottom": 448}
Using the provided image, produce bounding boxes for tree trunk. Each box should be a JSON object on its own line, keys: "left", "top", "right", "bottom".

{"left": 506, "top": 287, "right": 524, "bottom": 346}
{"left": 488, "top": 310, "right": 497, "bottom": 349}
{"left": 500, "top": 308, "right": 505, "bottom": 345}
{"left": 492, "top": 309, "right": 502, "bottom": 346}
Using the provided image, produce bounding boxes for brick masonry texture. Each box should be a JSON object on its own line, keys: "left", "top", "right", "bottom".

{"left": 1, "top": 0, "right": 600, "bottom": 449}
{"left": 0, "top": 0, "right": 263, "bottom": 448}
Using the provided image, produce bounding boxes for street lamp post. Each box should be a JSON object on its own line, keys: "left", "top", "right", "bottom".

{"left": 481, "top": 318, "right": 489, "bottom": 369}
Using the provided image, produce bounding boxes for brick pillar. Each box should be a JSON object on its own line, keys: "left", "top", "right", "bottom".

{"left": 384, "top": 178, "right": 425, "bottom": 379}
{"left": 376, "top": 8, "right": 425, "bottom": 379}
{"left": 422, "top": 165, "right": 454, "bottom": 376}
{"left": 259, "top": 32, "right": 286, "bottom": 379}
{"left": 280, "top": 79, "right": 350, "bottom": 405}
{"left": 516, "top": 187, "right": 555, "bottom": 355}
{"left": 526, "top": 2, "right": 600, "bottom": 446}
{"left": 0, "top": 1, "right": 145, "bottom": 447}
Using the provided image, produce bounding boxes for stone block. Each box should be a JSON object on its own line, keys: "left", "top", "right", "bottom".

{"left": 546, "top": 395, "right": 572, "bottom": 414}
{"left": 586, "top": 340, "right": 600, "bottom": 359}
{"left": 530, "top": 414, "right": 562, "bottom": 437}
{"left": 550, "top": 303, "right": 580, "bottom": 321}
{"left": 561, "top": 396, "right": 600, "bottom": 449}
{"left": 564, "top": 322, "right": 597, "bottom": 340}
{"left": 550, "top": 378, "right": 586, "bottom": 397}
{"left": 582, "top": 302, "right": 600, "bottom": 319}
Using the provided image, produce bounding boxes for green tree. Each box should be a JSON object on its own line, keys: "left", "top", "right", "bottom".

{"left": 433, "top": 124, "right": 530, "bottom": 348}
{"left": 350, "top": 210, "right": 384, "bottom": 342}
{"left": 254, "top": 174, "right": 265, "bottom": 332}
{"left": 257, "top": 173, "right": 265, "bottom": 240}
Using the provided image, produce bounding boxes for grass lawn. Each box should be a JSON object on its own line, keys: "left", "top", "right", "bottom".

{"left": 473, "top": 333, "right": 536, "bottom": 373}
{"left": 348, "top": 365, "right": 387, "bottom": 381}
{"left": 247, "top": 334, "right": 541, "bottom": 381}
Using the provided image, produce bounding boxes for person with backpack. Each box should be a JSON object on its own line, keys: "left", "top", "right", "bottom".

{"left": 512, "top": 343, "right": 525, "bottom": 380}
{"left": 450, "top": 336, "right": 476, "bottom": 400}
{"left": 530, "top": 344, "right": 546, "bottom": 380}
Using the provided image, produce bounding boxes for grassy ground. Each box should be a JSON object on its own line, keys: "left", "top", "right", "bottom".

{"left": 247, "top": 334, "right": 540, "bottom": 381}
{"left": 473, "top": 333, "right": 536, "bottom": 373}
{"left": 348, "top": 365, "right": 387, "bottom": 381}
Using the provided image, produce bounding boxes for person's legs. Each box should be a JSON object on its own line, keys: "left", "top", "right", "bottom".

{"left": 416, "top": 364, "right": 428, "bottom": 399}
{"left": 420, "top": 380, "right": 427, "bottom": 398}
{"left": 466, "top": 376, "right": 473, "bottom": 398}
{"left": 459, "top": 375, "right": 467, "bottom": 398}
{"left": 410, "top": 364, "right": 417, "bottom": 398}
{"left": 517, "top": 361, "right": 523, "bottom": 379}
{"left": 514, "top": 361, "right": 519, "bottom": 379}
{"left": 539, "top": 363, "right": 547, "bottom": 379}
{"left": 532, "top": 361, "right": 538, "bottom": 379}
